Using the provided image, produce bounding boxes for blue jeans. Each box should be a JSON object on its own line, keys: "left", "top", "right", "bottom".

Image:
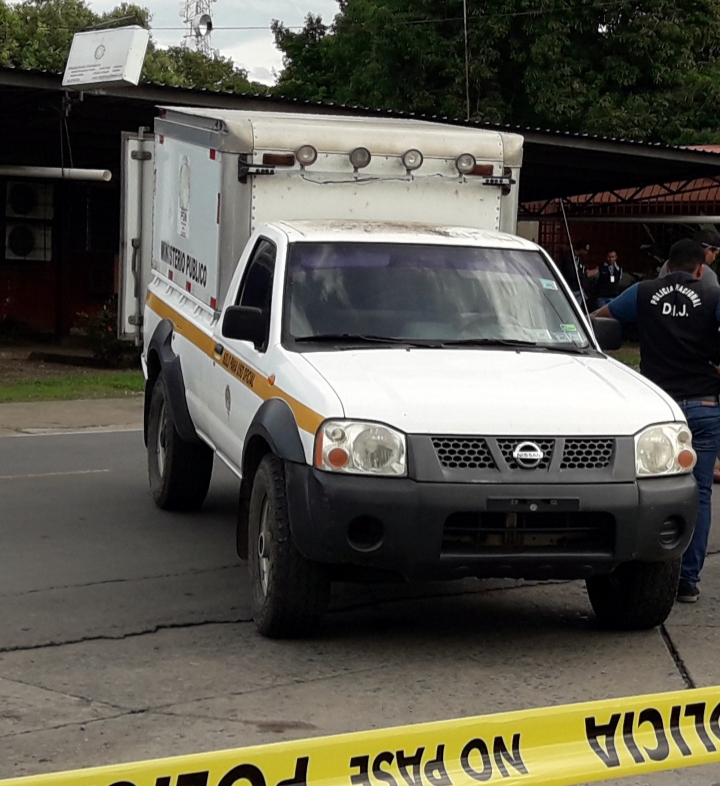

{"left": 596, "top": 297, "right": 614, "bottom": 308}
{"left": 678, "top": 400, "right": 720, "bottom": 586}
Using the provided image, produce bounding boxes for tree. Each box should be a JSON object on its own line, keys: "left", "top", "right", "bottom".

{"left": 273, "top": 1, "right": 720, "bottom": 144}
{"left": 143, "top": 46, "right": 261, "bottom": 93}
{"left": 0, "top": 0, "right": 265, "bottom": 93}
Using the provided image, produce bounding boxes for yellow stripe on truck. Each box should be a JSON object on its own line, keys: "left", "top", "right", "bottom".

{"left": 146, "top": 292, "right": 324, "bottom": 435}
{"left": 5, "top": 687, "right": 720, "bottom": 785}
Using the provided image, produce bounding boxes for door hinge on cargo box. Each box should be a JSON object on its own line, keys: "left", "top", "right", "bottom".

{"left": 129, "top": 315, "right": 144, "bottom": 326}
{"left": 131, "top": 150, "right": 152, "bottom": 161}
{"left": 238, "top": 155, "right": 275, "bottom": 184}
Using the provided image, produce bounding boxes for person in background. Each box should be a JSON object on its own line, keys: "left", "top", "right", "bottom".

{"left": 557, "top": 241, "right": 590, "bottom": 307}
{"left": 595, "top": 251, "right": 623, "bottom": 308}
{"left": 658, "top": 230, "right": 720, "bottom": 285}
{"left": 593, "top": 239, "right": 720, "bottom": 604}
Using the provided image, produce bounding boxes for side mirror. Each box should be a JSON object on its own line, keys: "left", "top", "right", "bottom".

{"left": 591, "top": 317, "right": 622, "bottom": 352}
{"left": 222, "top": 306, "right": 267, "bottom": 347}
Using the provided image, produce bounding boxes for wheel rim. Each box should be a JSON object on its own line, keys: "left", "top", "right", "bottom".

{"left": 156, "top": 399, "right": 168, "bottom": 478}
{"left": 257, "top": 496, "right": 271, "bottom": 597}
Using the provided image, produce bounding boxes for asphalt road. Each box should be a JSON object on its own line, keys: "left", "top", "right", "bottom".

{"left": 3, "top": 429, "right": 720, "bottom": 784}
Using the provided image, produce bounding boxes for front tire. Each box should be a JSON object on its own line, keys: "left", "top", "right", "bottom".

{"left": 586, "top": 559, "right": 680, "bottom": 630}
{"left": 147, "top": 375, "right": 213, "bottom": 511}
{"left": 248, "top": 454, "right": 330, "bottom": 638}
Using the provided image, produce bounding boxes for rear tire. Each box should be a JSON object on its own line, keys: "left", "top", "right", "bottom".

{"left": 248, "top": 453, "right": 330, "bottom": 638}
{"left": 586, "top": 559, "right": 680, "bottom": 630}
{"left": 147, "top": 375, "right": 213, "bottom": 511}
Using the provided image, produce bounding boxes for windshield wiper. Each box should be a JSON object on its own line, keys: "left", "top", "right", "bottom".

{"left": 293, "top": 333, "right": 440, "bottom": 347}
{"left": 439, "top": 338, "right": 539, "bottom": 348}
{"left": 440, "top": 338, "right": 591, "bottom": 354}
{"left": 536, "top": 343, "right": 592, "bottom": 354}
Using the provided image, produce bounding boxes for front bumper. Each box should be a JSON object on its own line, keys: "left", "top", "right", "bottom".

{"left": 285, "top": 464, "right": 698, "bottom": 582}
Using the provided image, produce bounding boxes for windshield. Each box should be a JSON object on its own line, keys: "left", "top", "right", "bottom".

{"left": 283, "top": 242, "right": 590, "bottom": 349}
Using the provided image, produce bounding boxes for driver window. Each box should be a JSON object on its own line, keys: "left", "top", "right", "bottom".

{"left": 235, "top": 238, "right": 276, "bottom": 350}
{"left": 237, "top": 239, "right": 276, "bottom": 309}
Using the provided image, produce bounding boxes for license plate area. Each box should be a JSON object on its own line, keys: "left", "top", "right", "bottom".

{"left": 487, "top": 498, "right": 580, "bottom": 513}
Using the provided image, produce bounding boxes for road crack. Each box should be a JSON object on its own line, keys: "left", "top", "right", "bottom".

{"left": 660, "top": 623, "right": 695, "bottom": 688}
{"left": 0, "top": 709, "right": 147, "bottom": 741}
{"left": 0, "top": 565, "right": 242, "bottom": 600}
{"left": 0, "top": 617, "right": 253, "bottom": 654}
{"left": 0, "top": 674, "right": 123, "bottom": 709}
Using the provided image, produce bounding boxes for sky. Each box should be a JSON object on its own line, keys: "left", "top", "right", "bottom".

{"left": 82, "top": 0, "right": 340, "bottom": 84}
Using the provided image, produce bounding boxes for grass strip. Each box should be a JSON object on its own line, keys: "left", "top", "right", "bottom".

{"left": 607, "top": 343, "right": 640, "bottom": 369}
{"left": 0, "top": 371, "right": 144, "bottom": 403}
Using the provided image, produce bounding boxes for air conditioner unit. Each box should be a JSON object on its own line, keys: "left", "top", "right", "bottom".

{"left": 5, "top": 223, "right": 52, "bottom": 261}
{"left": 5, "top": 182, "right": 54, "bottom": 220}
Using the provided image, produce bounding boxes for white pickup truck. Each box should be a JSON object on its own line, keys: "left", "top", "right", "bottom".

{"left": 120, "top": 108, "right": 697, "bottom": 638}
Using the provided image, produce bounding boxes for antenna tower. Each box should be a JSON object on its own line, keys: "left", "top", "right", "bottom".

{"left": 179, "top": 0, "right": 217, "bottom": 58}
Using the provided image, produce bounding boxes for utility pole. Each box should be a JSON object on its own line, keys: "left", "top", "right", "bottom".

{"left": 463, "top": 0, "right": 471, "bottom": 121}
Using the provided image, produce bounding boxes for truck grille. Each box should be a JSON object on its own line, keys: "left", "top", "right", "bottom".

{"left": 560, "top": 439, "right": 614, "bottom": 470}
{"left": 442, "top": 511, "right": 614, "bottom": 553}
{"left": 431, "top": 437, "right": 496, "bottom": 470}
{"left": 497, "top": 439, "right": 554, "bottom": 470}
{"left": 431, "top": 437, "right": 617, "bottom": 472}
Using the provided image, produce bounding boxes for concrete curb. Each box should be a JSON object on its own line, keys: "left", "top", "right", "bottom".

{"left": 0, "top": 397, "right": 144, "bottom": 436}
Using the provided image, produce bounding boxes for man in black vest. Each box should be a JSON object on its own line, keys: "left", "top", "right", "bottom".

{"left": 593, "top": 239, "right": 720, "bottom": 602}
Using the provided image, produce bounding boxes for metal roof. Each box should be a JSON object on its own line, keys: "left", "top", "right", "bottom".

{"left": 2, "top": 64, "right": 720, "bottom": 201}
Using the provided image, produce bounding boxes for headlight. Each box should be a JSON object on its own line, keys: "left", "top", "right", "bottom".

{"left": 314, "top": 420, "right": 407, "bottom": 476}
{"left": 635, "top": 423, "right": 696, "bottom": 477}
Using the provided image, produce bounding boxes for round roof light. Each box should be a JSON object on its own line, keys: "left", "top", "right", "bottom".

{"left": 296, "top": 144, "right": 318, "bottom": 167}
{"left": 350, "top": 147, "right": 372, "bottom": 170}
{"left": 402, "top": 149, "right": 424, "bottom": 171}
{"left": 456, "top": 153, "right": 477, "bottom": 174}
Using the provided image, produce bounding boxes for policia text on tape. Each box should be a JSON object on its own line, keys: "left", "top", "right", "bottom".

{"left": 5, "top": 687, "right": 720, "bottom": 786}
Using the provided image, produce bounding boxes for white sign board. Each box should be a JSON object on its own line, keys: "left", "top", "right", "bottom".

{"left": 63, "top": 26, "right": 150, "bottom": 89}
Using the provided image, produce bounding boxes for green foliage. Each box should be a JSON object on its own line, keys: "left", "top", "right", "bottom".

{"left": 273, "top": 1, "right": 720, "bottom": 144}
{"left": 144, "top": 46, "right": 261, "bottom": 92}
{"left": 0, "top": 0, "right": 265, "bottom": 93}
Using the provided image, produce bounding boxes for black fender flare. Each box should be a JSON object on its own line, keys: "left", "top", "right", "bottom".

{"left": 244, "top": 398, "right": 306, "bottom": 466}
{"left": 144, "top": 319, "right": 201, "bottom": 446}
{"left": 237, "top": 398, "right": 307, "bottom": 558}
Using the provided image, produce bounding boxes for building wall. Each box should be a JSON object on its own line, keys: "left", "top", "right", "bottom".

{"left": 0, "top": 178, "right": 118, "bottom": 336}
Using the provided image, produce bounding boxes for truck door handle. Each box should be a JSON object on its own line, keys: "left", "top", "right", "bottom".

{"left": 215, "top": 343, "right": 224, "bottom": 356}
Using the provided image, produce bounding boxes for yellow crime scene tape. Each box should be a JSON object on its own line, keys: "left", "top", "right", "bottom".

{"left": 4, "top": 687, "right": 720, "bottom": 786}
